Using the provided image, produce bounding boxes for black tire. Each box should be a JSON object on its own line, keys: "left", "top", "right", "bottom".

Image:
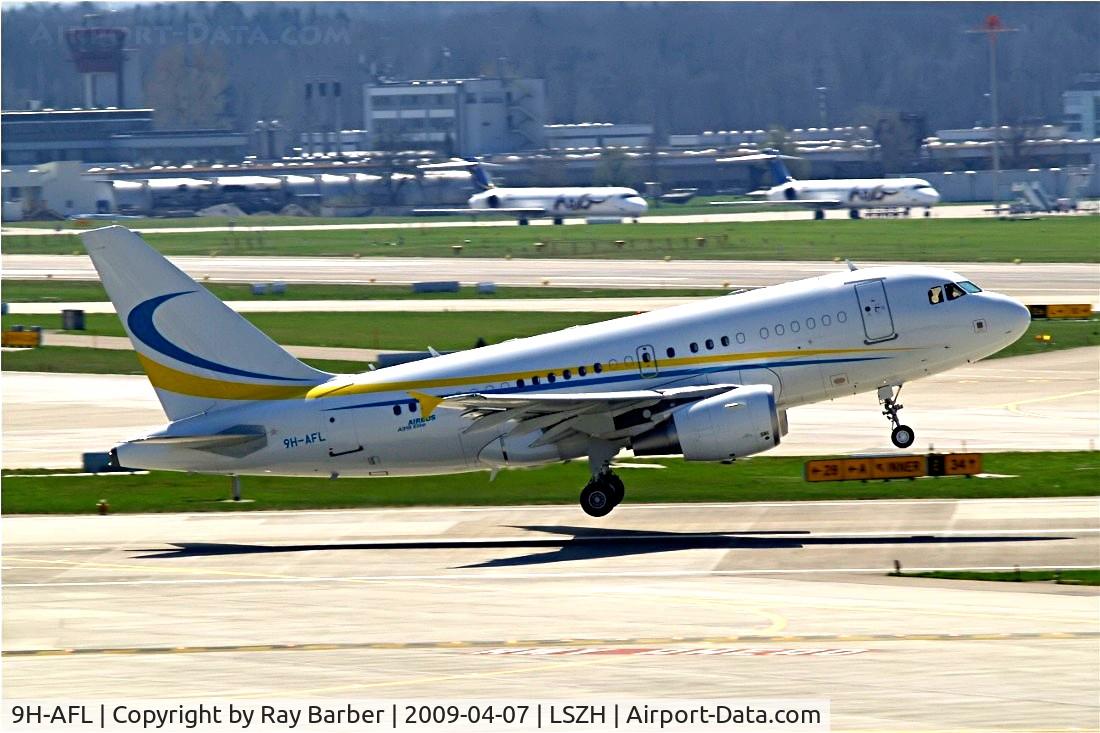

{"left": 814, "top": 209, "right": 825, "bottom": 220}
{"left": 606, "top": 474, "right": 625, "bottom": 506}
{"left": 518, "top": 219, "right": 529, "bottom": 226}
{"left": 553, "top": 217, "right": 564, "bottom": 226}
{"left": 891, "top": 424, "right": 915, "bottom": 449}
{"left": 849, "top": 209, "right": 861, "bottom": 220}
{"left": 580, "top": 482, "right": 614, "bottom": 517}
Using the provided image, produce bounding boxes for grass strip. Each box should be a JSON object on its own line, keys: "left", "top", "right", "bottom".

{"left": 896, "top": 569, "right": 1099, "bottom": 586}
{"left": 2, "top": 452, "right": 1096, "bottom": 515}
{"left": 4, "top": 217, "right": 1097, "bottom": 262}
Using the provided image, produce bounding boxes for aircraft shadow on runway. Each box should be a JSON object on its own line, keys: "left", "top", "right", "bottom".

{"left": 130, "top": 525, "right": 1069, "bottom": 567}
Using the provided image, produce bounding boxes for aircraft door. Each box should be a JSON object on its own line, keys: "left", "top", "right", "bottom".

{"left": 854, "top": 280, "right": 896, "bottom": 343}
{"left": 635, "top": 345, "right": 659, "bottom": 378}
{"left": 322, "top": 410, "right": 364, "bottom": 458}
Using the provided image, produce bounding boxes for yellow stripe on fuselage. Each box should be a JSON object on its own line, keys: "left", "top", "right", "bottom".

{"left": 137, "top": 355, "right": 317, "bottom": 401}
{"left": 304, "top": 346, "right": 908, "bottom": 401}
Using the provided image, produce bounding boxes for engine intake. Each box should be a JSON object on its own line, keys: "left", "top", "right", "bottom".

{"left": 631, "top": 385, "right": 780, "bottom": 461}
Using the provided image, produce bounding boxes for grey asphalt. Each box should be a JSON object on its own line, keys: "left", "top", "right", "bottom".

{"left": 3, "top": 497, "right": 1097, "bottom": 731}
{"left": 4, "top": 255, "right": 1099, "bottom": 307}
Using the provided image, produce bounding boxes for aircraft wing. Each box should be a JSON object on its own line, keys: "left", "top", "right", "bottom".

{"left": 709, "top": 199, "right": 844, "bottom": 209}
{"left": 436, "top": 384, "right": 740, "bottom": 445}
{"left": 411, "top": 207, "right": 549, "bottom": 216}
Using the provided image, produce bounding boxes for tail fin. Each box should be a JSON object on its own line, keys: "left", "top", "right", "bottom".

{"left": 763, "top": 148, "right": 795, "bottom": 184}
{"left": 469, "top": 162, "right": 494, "bottom": 191}
{"left": 80, "top": 226, "right": 329, "bottom": 421}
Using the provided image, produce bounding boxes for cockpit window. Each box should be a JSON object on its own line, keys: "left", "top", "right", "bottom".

{"left": 945, "top": 282, "right": 966, "bottom": 301}
{"left": 928, "top": 285, "right": 944, "bottom": 304}
{"left": 957, "top": 280, "right": 982, "bottom": 293}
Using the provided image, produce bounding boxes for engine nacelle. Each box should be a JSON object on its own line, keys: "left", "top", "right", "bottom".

{"left": 632, "top": 385, "right": 780, "bottom": 461}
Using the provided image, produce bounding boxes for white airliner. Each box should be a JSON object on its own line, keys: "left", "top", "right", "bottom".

{"left": 414, "top": 161, "right": 648, "bottom": 225}
{"left": 714, "top": 151, "right": 941, "bottom": 220}
{"left": 84, "top": 226, "right": 1027, "bottom": 517}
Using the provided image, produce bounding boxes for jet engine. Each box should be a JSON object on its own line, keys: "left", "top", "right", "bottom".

{"left": 631, "top": 385, "right": 780, "bottom": 461}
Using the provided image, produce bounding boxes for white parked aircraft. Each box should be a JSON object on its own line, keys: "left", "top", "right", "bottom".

{"left": 85, "top": 226, "right": 1027, "bottom": 517}
{"left": 714, "top": 151, "right": 941, "bottom": 220}
{"left": 414, "top": 161, "right": 648, "bottom": 225}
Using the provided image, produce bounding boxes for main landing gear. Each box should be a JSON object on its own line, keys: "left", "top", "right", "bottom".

{"left": 878, "top": 385, "right": 915, "bottom": 449}
{"left": 580, "top": 471, "right": 625, "bottom": 517}
{"left": 579, "top": 440, "right": 625, "bottom": 517}
{"left": 849, "top": 208, "right": 862, "bottom": 220}
{"left": 813, "top": 209, "right": 825, "bottom": 220}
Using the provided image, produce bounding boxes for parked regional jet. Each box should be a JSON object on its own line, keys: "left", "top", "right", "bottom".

{"left": 414, "top": 160, "right": 648, "bottom": 225}
{"left": 713, "top": 151, "right": 941, "bottom": 220}
{"left": 84, "top": 226, "right": 1027, "bottom": 517}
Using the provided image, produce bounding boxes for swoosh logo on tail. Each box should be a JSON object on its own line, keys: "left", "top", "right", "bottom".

{"left": 127, "top": 291, "right": 314, "bottom": 383}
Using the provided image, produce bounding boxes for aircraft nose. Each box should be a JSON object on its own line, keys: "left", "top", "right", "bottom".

{"left": 992, "top": 295, "right": 1031, "bottom": 341}
{"left": 625, "top": 196, "right": 648, "bottom": 214}
{"left": 923, "top": 188, "right": 941, "bottom": 205}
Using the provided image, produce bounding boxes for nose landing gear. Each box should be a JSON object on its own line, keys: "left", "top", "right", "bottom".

{"left": 879, "top": 385, "right": 915, "bottom": 449}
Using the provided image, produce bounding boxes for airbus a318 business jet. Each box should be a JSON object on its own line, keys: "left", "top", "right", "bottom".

{"left": 713, "top": 150, "right": 942, "bottom": 220}
{"left": 85, "top": 226, "right": 1027, "bottom": 517}
{"left": 414, "top": 160, "right": 648, "bottom": 225}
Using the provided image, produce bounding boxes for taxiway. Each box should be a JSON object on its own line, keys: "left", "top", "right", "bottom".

{"left": 3, "top": 497, "right": 1097, "bottom": 730}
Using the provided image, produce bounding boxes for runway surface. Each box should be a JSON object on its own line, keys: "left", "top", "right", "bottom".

{"left": 0, "top": 203, "right": 1039, "bottom": 237}
{"left": 3, "top": 348, "right": 1097, "bottom": 469}
{"left": 3, "top": 497, "right": 1098, "bottom": 730}
{"left": 5, "top": 255, "right": 1099, "bottom": 306}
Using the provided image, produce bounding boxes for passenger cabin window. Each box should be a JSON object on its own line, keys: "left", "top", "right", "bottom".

{"left": 532, "top": 375, "right": 541, "bottom": 385}
{"left": 735, "top": 332, "right": 746, "bottom": 344}
{"left": 408, "top": 401, "right": 418, "bottom": 412}
{"left": 578, "top": 366, "right": 587, "bottom": 376}
{"left": 705, "top": 338, "right": 714, "bottom": 350}
{"left": 775, "top": 324, "right": 785, "bottom": 336}
{"left": 563, "top": 369, "right": 572, "bottom": 380}
{"left": 517, "top": 378, "right": 525, "bottom": 388}
{"left": 392, "top": 405, "right": 402, "bottom": 416}
{"left": 547, "top": 373, "right": 556, "bottom": 383}
{"left": 720, "top": 336, "right": 730, "bottom": 347}
{"left": 666, "top": 347, "right": 676, "bottom": 358}
{"left": 690, "top": 342, "right": 699, "bottom": 353}
{"left": 593, "top": 362, "right": 603, "bottom": 373}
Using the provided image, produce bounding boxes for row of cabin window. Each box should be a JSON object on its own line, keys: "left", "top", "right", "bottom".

{"left": 517, "top": 362, "right": 605, "bottom": 389}
{"left": 663, "top": 311, "right": 850, "bottom": 358}
{"left": 395, "top": 309, "right": 855, "bottom": 413}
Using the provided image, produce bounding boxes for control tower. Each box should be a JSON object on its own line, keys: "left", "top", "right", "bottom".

{"left": 65, "top": 20, "right": 130, "bottom": 108}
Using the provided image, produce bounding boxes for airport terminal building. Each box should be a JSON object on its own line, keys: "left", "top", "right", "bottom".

{"left": 363, "top": 76, "right": 547, "bottom": 156}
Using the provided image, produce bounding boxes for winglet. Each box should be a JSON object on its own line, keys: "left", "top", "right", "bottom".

{"left": 409, "top": 390, "right": 444, "bottom": 418}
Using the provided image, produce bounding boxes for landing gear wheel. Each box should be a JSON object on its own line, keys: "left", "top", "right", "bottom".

{"left": 552, "top": 217, "right": 564, "bottom": 225}
{"left": 580, "top": 482, "right": 614, "bottom": 517}
{"left": 814, "top": 209, "right": 825, "bottom": 221}
{"left": 605, "top": 473, "right": 625, "bottom": 506}
{"left": 849, "top": 208, "right": 861, "bottom": 219}
{"left": 518, "top": 218, "right": 529, "bottom": 226}
{"left": 891, "top": 424, "right": 915, "bottom": 449}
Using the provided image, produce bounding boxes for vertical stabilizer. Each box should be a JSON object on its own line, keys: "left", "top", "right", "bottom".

{"left": 763, "top": 149, "right": 795, "bottom": 184}
{"left": 469, "top": 162, "right": 494, "bottom": 191}
{"left": 79, "top": 226, "right": 330, "bottom": 421}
